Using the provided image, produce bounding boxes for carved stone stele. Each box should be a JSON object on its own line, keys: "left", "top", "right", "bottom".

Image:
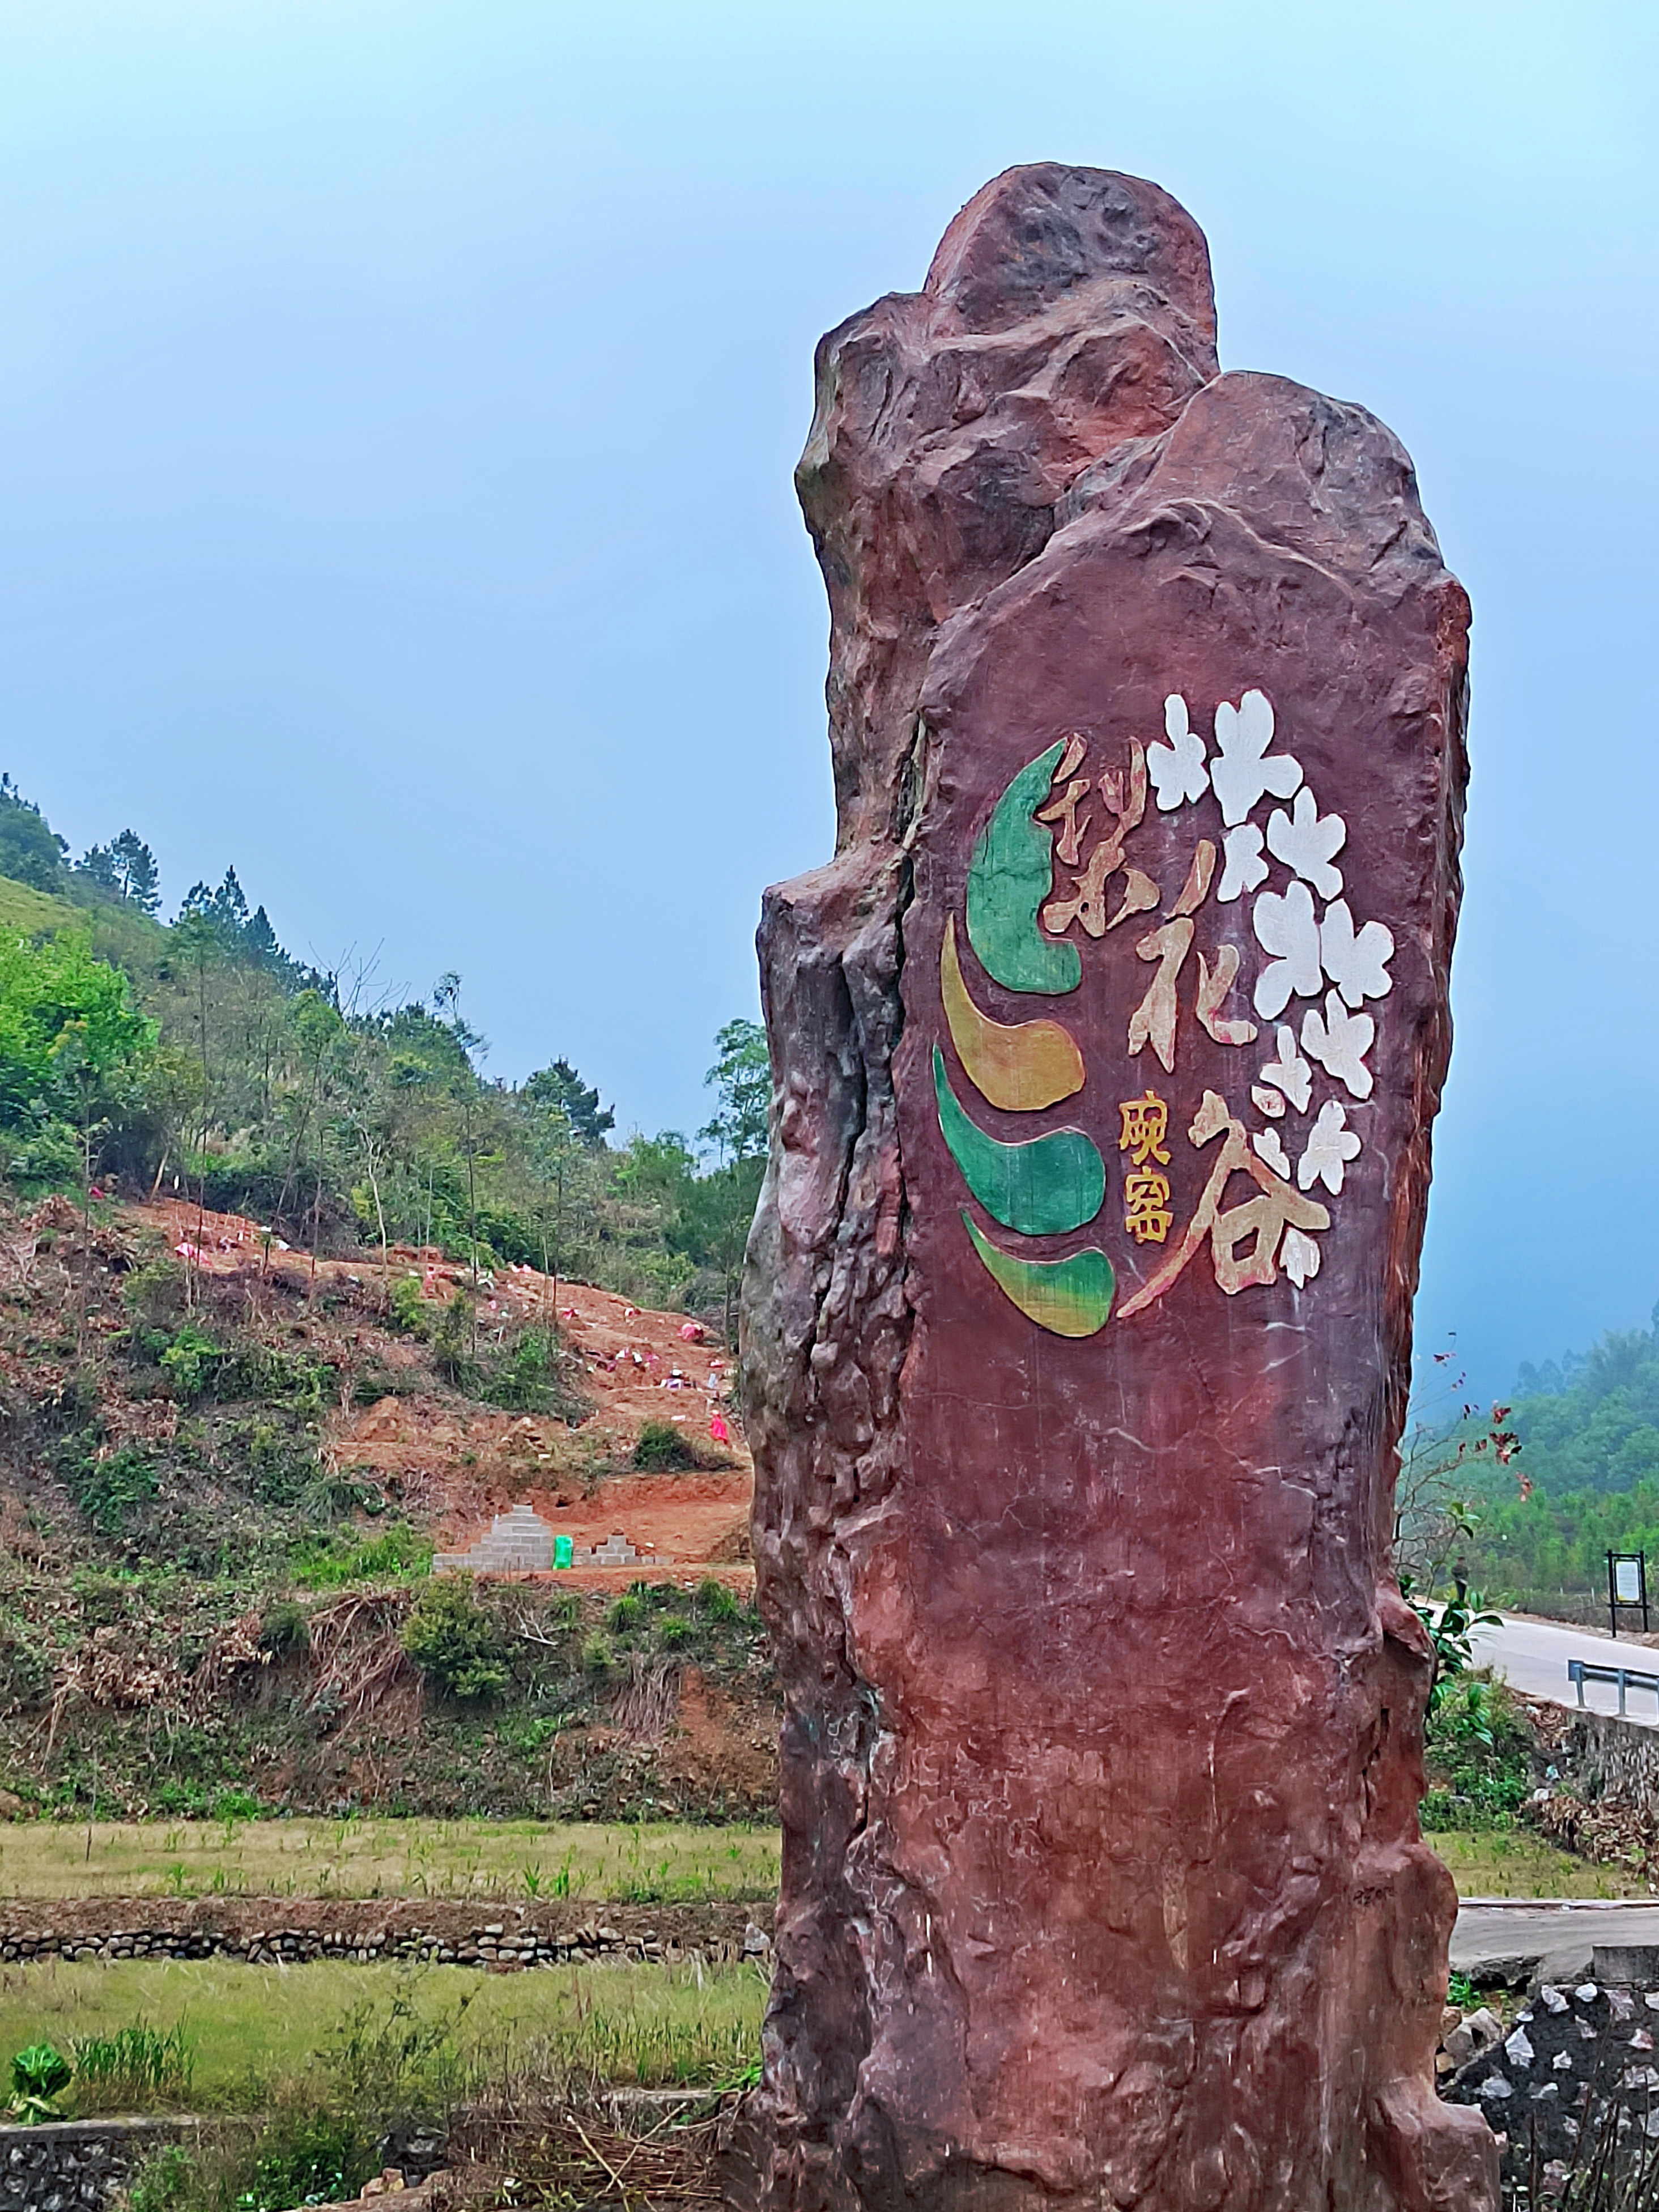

{"left": 730, "top": 165, "right": 1495, "bottom": 2212}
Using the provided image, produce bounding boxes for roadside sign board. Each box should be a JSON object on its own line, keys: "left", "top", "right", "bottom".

{"left": 1608, "top": 1550, "right": 1649, "bottom": 1637}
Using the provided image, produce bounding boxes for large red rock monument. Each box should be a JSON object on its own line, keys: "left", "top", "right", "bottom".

{"left": 736, "top": 165, "right": 1495, "bottom": 2212}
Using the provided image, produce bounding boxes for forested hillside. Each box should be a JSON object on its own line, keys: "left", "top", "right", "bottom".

{"left": 0, "top": 772, "right": 781, "bottom": 1819}
{"left": 0, "top": 776, "right": 767, "bottom": 1336}
{"left": 1422, "top": 1312, "right": 1659, "bottom": 1621}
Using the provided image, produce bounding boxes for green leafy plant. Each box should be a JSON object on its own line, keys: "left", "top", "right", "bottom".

{"left": 1406, "top": 1579, "right": 1503, "bottom": 1736}
{"left": 0, "top": 1611, "right": 50, "bottom": 1713}
{"left": 66, "top": 1443, "right": 158, "bottom": 1536}
{"left": 632, "top": 1420, "right": 700, "bottom": 1473}
{"left": 696, "top": 1576, "right": 739, "bottom": 1622}
{"left": 607, "top": 1594, "right": 645, "bottom": 1633}
{"left": 400, "top": 1577, "right": 509, "bottom": 1701}
{"left": 388, "top": 1274, "right": 428, "bottom": 1336}
{"left": 211, "top": 1787, "right": 261, "bottom": 1822}
{"left": 122, "top": 1258, "right": 186, "bottom": 1332}
{"left": 157, "top": 1324, "right": 225, "bottom": 1403}
{"left": 430, "top": 1291, "right": 473, "bottom": 1386}
{"left": 8, "top": 2040, "right": 71, "bottom": 2123}
{"left": 1420, "top": 1673, "right": 1535, "bottom": 1832}
{"left": 231, "top": 2103, "right": 368, "bottom": 2212}
{"left": 125, "top": 2142, "right": 194, "bottom": 2212}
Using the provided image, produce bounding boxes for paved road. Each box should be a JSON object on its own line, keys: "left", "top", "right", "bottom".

{"left": 1469, "top": 1612, "right": 1659, "bottom": 1728}
{"left": 1453, "top": 1900, "right": 1659, "bottom": 1981}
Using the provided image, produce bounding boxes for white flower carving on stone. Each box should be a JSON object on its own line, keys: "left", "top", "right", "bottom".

{"left": 1318, "top": 899, "right": 1394, "bottom": 1007}
{"left": 1251, "top": 880, "right": 1322, "bottom": 1018}
{"left": 1265, "top": 788, "right": 1346, "bottom": 900}
{"left": 1147, "top": 694, "right": 1210, "bottom": 811}
{"left": 1218, "top": 823, "right": 1268, "bottom": 903}
{"left": 1252, "top": 1126, "right": 1292, "bottom": 1180}
{"left": 1281, "top": 1227, "right": 1321, "bottom": 1288}
{"left": 1300, "top": 990, "right": 1375, "bottom": 1100}
{"left": 1257, "top": 1024, "right": 1312, "bottom": 1112}
{"left": 1209, "top": 689, "right": 1301, "bottom": 828}
{"left": 1297, "top": 1098, "right": 1362, "bottom": 1194}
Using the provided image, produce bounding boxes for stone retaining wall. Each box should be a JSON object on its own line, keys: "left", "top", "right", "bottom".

{"left": 0, "top": 1911, "right": 765, "bottom": 1981}
{"left": 0, "top": 2117, "right": 195, "bottom": 2211}
{"left": 0, "top": 1897, "right": 771, "bottom": 1974}
{"left": 1545, "top": 1704, "right": 1659, "bottom": 1807}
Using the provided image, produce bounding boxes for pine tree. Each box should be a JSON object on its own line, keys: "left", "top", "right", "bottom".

{"left": 109, "top": 831, "right": 160, "bottom": 913}
{"left": 76, "top": 844, "right": 121, "bottom": 893}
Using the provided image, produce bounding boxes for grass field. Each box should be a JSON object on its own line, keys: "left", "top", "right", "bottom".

{"left": 0, "top": 877, "right": 82, "bottom": 938}
{"left": 0, "top": 1814, "right": 1636, "bottom": 1906}
{"left": 0, "top": 1818, "right": 781, "bottom": 1903}
{"left": 1428, "top": 1824, "right": 1651, "bottom": 1899}
{"left": 0, "top": 1954, "right": 766, "bottom": 2108}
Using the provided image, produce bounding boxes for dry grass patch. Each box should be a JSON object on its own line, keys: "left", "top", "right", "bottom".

{"left": 1431, "top": 1824, "right": 1652, "bottom": 1899}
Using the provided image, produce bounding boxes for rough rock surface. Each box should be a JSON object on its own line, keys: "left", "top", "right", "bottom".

{"left": 735, "top": 165, "right": 1494, "bottom": 2212}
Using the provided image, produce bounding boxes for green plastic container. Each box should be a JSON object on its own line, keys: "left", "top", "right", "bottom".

{"left": 554, "top": 1534, "right": 573, "bottom": 1571}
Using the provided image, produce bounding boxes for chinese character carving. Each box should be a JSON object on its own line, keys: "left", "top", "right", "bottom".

{"left": 1119, "top": 1090, "right": 1173, "bottom": 1244}
{"left": 1124, "top": 1168, "right": 1173, "bottom": 1245}
{"left": 1036, "top": 776, "right": 1094, "bottom": 866}
{"left": 1118, "top": 1089, "right": 1171, "bottom": 1166}
{"left": 1128, "top": 919, "right": 1194, "bottom": 1074}
{"left": 1117, "top": 1090, "right": 1329, "bottom": 1318}
{"left": 1043, "top": 740, "right": 1150, "bottom": 940}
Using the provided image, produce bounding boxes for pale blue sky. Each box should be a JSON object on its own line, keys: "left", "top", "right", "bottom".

{"left": 0, "top": 1, "right": 1652, "bottom": 1396}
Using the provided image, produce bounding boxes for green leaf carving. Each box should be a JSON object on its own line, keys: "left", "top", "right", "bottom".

{"left": 962, "top": 1214, "right": 1115, "bottom": 1338}
{"left": 965, "top": 742, "right": 1081, "bottom": 996}
{"left": 934, "top": 1047, "right": 1104, "bottom": 1236}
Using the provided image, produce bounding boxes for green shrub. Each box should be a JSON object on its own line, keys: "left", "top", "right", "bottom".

{"left": 607, "top": 1594, "right": 645, "bottom": 1633}
{"left": 401, "top": 1578, "right": 509, "bottom": 1701}
{"left": 632, "top": 1420, "right": 699, "bottom": 1473}
{"left": 210, "top": 1787, "right": 261, "bottom": 1822}
{"left": 67, "top": 1443, "right": 158, "bottom": 1535}
{"left": 125, "top": 2142, "right": 194, "bottom": 2212}
{"left": 232, "top": 2102, "right": 373, "bottom": 2212}
{"left": 696, "top": 1576, "right": 739, "bottom": 1621}
{"left": 1422, "top": 1675, "right": 1534, "bottom": 1829}
{"left": 388, "top": 1275, "right": 427, "bottom": 1336}
{"left": 157, "top": 1325, "right": 224, "bottom": 1403}
{"left": 258, "top": 1599, "right": 310, "bottom": 1658}
{"left": 581, "top": 1632, "right": 612, "bottom": 1677}
{"left": 476, "top": 1328, "right": 584, "bottom": 1418}
{"left": 0, "top": 1613, "right": 50, "bottom": 1713}
{"left": 243, "top": 1422, "right": 312, "bottom": 1508}
{"left": 431, "top": 1292, "right": 472, "bottom": 1384}
{"left": 122, "top": 1259, "right": 186, "bottom": 1331}
{"left": 658, "top": 1617, "right": 696, "bottom": 1651}
{"left": 291, "top": 1524, "right": 432, "bottom": 1590}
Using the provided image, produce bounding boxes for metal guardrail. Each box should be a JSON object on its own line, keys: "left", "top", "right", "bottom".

{"left": 1568, "top": 1657, "right": 1659, "bottom": 1716}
